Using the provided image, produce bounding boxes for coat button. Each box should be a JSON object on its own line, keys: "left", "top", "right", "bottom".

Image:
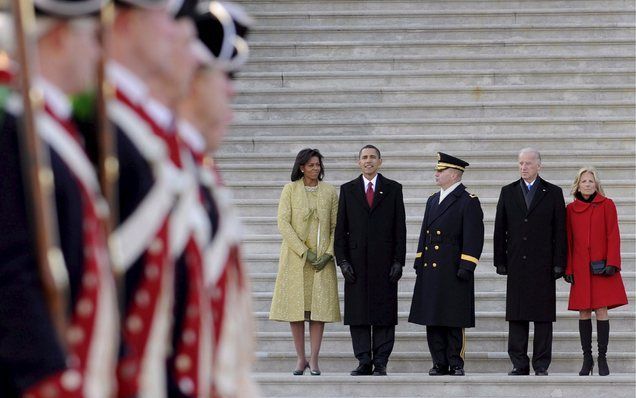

{"left": 424, "top": 263, "right": 428, "bottom": 267}
{"left": 426, "top": 230, "right": 429, "bottom": 234}
{"left": 432, "top": 262, "right": 437, "bottom": 267}
{"left": 425, "top": 246, "right": 428, "bottom": 250}
{"left": 524, "top": 218, "right": 528, "bottom": 222}
{"left": 522, "top": 255, "right": 527, "bottom": 259}
{"left": 436, "top": 230, "right": 441, "bottom": 235}
{"left": 434, "top": 245, "right": 439, "bottom": 250}
{"left": 523, "top": 237, "right": 527, "bottom": 241}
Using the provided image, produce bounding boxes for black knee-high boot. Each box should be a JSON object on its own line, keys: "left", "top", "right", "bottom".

{"left": 578, "top": 319, "right": 593, "bottom": 375}
{"left": 597, "top": 319, "right": 610, "bottom": 376}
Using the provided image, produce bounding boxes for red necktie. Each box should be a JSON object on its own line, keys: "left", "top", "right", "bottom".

{"left": 366, "top": 182, "right": 374, "bottom": 207}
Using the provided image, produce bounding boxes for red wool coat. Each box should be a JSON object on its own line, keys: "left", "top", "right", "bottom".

{"left": 565, "top": 194, "right": 628, "bottom": 310}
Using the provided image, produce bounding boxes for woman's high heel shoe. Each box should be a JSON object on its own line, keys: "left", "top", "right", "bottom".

{"left": 293, "top": 362, "right": 309, "bottom": 376}
{"left": 309, "top": 367, "right": 321, "bottom": 376}
{"left": 579, "top": 354, "right": 594, "bottom": 376}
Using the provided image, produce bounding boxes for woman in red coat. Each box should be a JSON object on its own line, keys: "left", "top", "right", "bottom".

{"left": 564, "top": 166, "right": 627, "bottom": 376}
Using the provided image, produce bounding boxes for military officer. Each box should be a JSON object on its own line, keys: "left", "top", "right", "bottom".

{"left": 0, "top": 1, "right": 119, "bottom": 397}
{"left": 408, "top": 152, "right": 484, "bottom": 376}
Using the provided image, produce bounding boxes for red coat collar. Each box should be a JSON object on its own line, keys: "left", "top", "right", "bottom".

{"left": 570, "top": 193, "right": 606, "bottom": 212}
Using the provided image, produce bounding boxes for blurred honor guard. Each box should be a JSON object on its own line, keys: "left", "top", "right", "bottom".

{"left": 106, "top": 1, "right": 189, "bottom": 396}
{"left": 408, "top": 153, "right": 484, "bottom": 376}
{"left": 0, "top": 0, "right": 119, "bottom": 397}
{"left": 176, "top": 3, "right": 260, "bottom": 397}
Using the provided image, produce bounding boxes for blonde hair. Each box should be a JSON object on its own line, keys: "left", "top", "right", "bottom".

{"left": 570, "top": 166, "right": 605, "bottom": 196}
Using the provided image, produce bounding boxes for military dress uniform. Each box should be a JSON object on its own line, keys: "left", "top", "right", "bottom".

{"left": 408, "top": 153, "right": 484, "bottom": 375}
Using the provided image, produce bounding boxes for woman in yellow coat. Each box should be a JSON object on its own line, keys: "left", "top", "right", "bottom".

{"left": 270, "top": 148, "right": 341, "bottom": 376}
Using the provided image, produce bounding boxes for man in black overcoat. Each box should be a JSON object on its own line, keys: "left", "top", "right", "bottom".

{"left": 408, "top": 153, "right": 484, "bottom": 376}
{"left": 493, "top": 148, "right": 567, "bottom": 376}
{"left": 334, "top": 145, "right": 407, "bottom": 376}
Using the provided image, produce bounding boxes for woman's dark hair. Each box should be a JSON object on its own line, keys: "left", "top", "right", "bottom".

{"left": 291, "top": 148, "right": 325, "bottom": 181}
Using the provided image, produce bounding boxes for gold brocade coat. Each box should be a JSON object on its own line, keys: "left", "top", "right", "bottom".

{"left": 269, "top": 180, "right": 341, "bottom": 322}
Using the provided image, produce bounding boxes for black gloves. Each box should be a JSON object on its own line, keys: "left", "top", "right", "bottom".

{"left": 553, "top": 266, "right": 565, "bottom": 280}
{"left": 603, "top": 265, "right": 618, "bottom": 276}
{"left": 564, "top": 274, "right": 574, "bottom": 284}
{"left": 495, "top": 265, "right": 507, "bottom": 275}
{"left": 306, "top": 250, "right": 318, "bottom": 264}
{"left": 312, "top": 254, "right": 332, "bottom": 271}
{"left": 389, "top": 261, "right": 403, "bottom": 283}
{"left": 457, "top": 268, "right": 472, "bottom": 281}
{"left": 339, "top": 260, "right": 356, "bottom": 283}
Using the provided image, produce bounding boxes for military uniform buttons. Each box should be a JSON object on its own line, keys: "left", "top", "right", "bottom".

{"left": 135, "top": 290, "right": 150, "bottom": 307}
{"left": 432, "top": 263, "right": 437, "bottom": 267}
{"left": 436, "top": 230, "right": 441, "bottom": 235}
{"left": 179, "top": 378, "right": 195, "bottom": 395}
{"left": 67, "top": 326, "right": 85, "bottom": 345}
{"left": 426, "top": 230, "right": 429, "bottom": 234}
{"left": 424, "top": 263, "right": 428, "bottom": 267}
{"left": 61, "top": 370, "right": 81, "bottom": 392}
{"left": 434, "top": 245, "right": 439, "bottom": 250}
{"left": 127, "top": 315, "right": 143, "bottom": 334}
{"left": 145, "top": 264, "right": 160, "bottom": 280}
{"left": 176, "top": 354, "right": 192, "bottom": 372}
{"left": 149, "top": 238, "right": 164, "bottom": 255}
{"left": 77, "top": 298, "right": 93, "bottom": 317}
{"left": 425, "top": 246, "right": 428, "bottom": 250}
{"left": 182, "top": 329, "right": 197, "bottom": 345}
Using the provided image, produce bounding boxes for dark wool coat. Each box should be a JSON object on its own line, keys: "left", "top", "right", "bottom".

{"left": 334, "top": 174, "right": 406, "bottom": 325}
{"left": 493, "top": 177, "right": 567, "bottom": 322}
{"left": 566, "top": 194, "right": 627, "bottom": 310}
{"left": 409, "top": 184, "right": 484, "bottom": 328}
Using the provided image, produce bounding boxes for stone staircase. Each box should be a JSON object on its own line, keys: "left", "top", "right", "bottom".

{"left": 221, "top": 0, "right": 636, "bottom": 396}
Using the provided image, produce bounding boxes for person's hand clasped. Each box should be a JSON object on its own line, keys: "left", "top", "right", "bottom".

{"left": 553, "top": 266, "right": 565, "bottom": 280}
{"left": 312, "top": 254, "right": 332, "bottom": 271}
{"left": 495, "top": 265, "right": 507, "bottom": 275}
{"left": 305, "top": 250, "right": 317, "bottom": 264}
{"left": 389, "top": 261, "right": 402, "bottom": 283}
{"left": 603, "top": 265, "right": 617, "bottom": 276}
{"left": 339, "top": 260, "right": 356, "bottom": 283}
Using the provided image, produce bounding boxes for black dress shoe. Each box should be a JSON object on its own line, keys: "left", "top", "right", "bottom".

{"left": 535, "top": 369, "right": 549, "bottom": 376}
{"left": 508, "top": 367, "right": 530, "bottom": 376}
{"left": 449, "top": 366, "right": 465, "bottom": 376}
{"left": 350, "top": 363, "right": 373, "bottom": 376}
{"left": 373, "top": 364, "right": 387, "bottom": 376}
{"left": 293, "top": 362, "right": 309, "bottom": 376}
{"left": 428, "top": 364, "right": 449, "bottom": 376}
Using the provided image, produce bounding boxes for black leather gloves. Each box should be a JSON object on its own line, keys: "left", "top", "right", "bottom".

{"left": 457, "top": 268, "right": 472, "bottom": 281}
{"left": 312, "top": 254, "right": 332, "bottom": 271}
{"left": 553, "top": 266, "right": 565, "bottom": 280}
{"left": 495, "top": 265, "right": 507, "bottom": 275}
{"left": 306, "top": 250, "right": 318, "bottom": 264}
{"left": 339, "top": 260, "right": 356, "bottom": 283}
{"left": 564, "top": 274, "right": 574, "bottom": 284}
{"left": 603, "top": 265, "right": 618, "bottom": 276}
{"left": 389, "top": 261, "right": 403, "bottom": 283}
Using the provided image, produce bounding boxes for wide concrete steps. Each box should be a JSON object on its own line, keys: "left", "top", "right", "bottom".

{"left": 254, "top": 373, "right": 636, "bottom": 397}
{"left": 235, "top": 84, "right": 635, "bottom": 103}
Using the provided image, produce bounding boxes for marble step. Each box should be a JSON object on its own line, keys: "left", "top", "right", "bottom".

{"left": 232, "top": 101, "right": 636, "bottom": 122}
{"left": 255, "top": 310, "right": 636, "bottom": 333}
{"left": 256, "top": 330, "right": 636, "bottom": 353}
{"left": 249, "top": 24, "right": 635, "bottom": 42}
{"left": 248, "top": 271, "right": 636, "bottom": 296}
{"left": 253, "top": 351, "right": 636, "bottom": 373}
{"left": 235, "top": 84, "right": 636, "bottom": 103}
{"left": 253, "top": 373, "right": 636, "bottom": 397}
{"left": 248, "top": 38, "right": 635, "bottom": 58}
{"left": 235, "top": 68, "right": 635, "bottom": 89}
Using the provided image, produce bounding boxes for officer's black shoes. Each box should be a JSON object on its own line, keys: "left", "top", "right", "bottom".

{"left": 534, "top": 369, "right": 549, "bottom": 376}
{"left": 428, "top": 364, "right": 449, "bottom": 376}
{"left": 372, "top": 364, "right": 387, "bottom": 376}
{"left": 508, "top": 367, "right": 530, "bottom": 375}
{"left": 350, "top": 363, "right": 373, "bottom": 376}
{"left": 449, "top": 366, "right": 465, "bottom": 376}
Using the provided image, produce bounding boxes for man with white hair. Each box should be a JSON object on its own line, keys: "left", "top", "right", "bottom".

{"left": 493, "top": 147, "right": 567, "bottom": 376}
{"left": 0, "top": 1, "right": 119, "bottom": 397}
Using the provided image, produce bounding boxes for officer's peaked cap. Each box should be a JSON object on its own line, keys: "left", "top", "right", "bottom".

{"left": 436, "top": 152, "right": 469, "bottom": 171}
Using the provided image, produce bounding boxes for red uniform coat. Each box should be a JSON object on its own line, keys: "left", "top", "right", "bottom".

{"left": 565, "top": 194, "right": 628, "bottom": 310}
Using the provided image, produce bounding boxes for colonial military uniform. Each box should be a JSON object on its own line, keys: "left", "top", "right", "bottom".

{"left": 0, "top": 2, "right": 118, "bottom": 396}
{"left": 408, "top": 153, "right": 484, "bottom": 375}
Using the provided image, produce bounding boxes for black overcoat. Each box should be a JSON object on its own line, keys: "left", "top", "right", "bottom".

{"left": 334, "top": 174, "right": 406, "bottom": 325}
{"left": 408, "top": 184, "right": 484, "bottom": 327}
{"left": 493, "top": 177, "right": 567, "bottom": 322}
